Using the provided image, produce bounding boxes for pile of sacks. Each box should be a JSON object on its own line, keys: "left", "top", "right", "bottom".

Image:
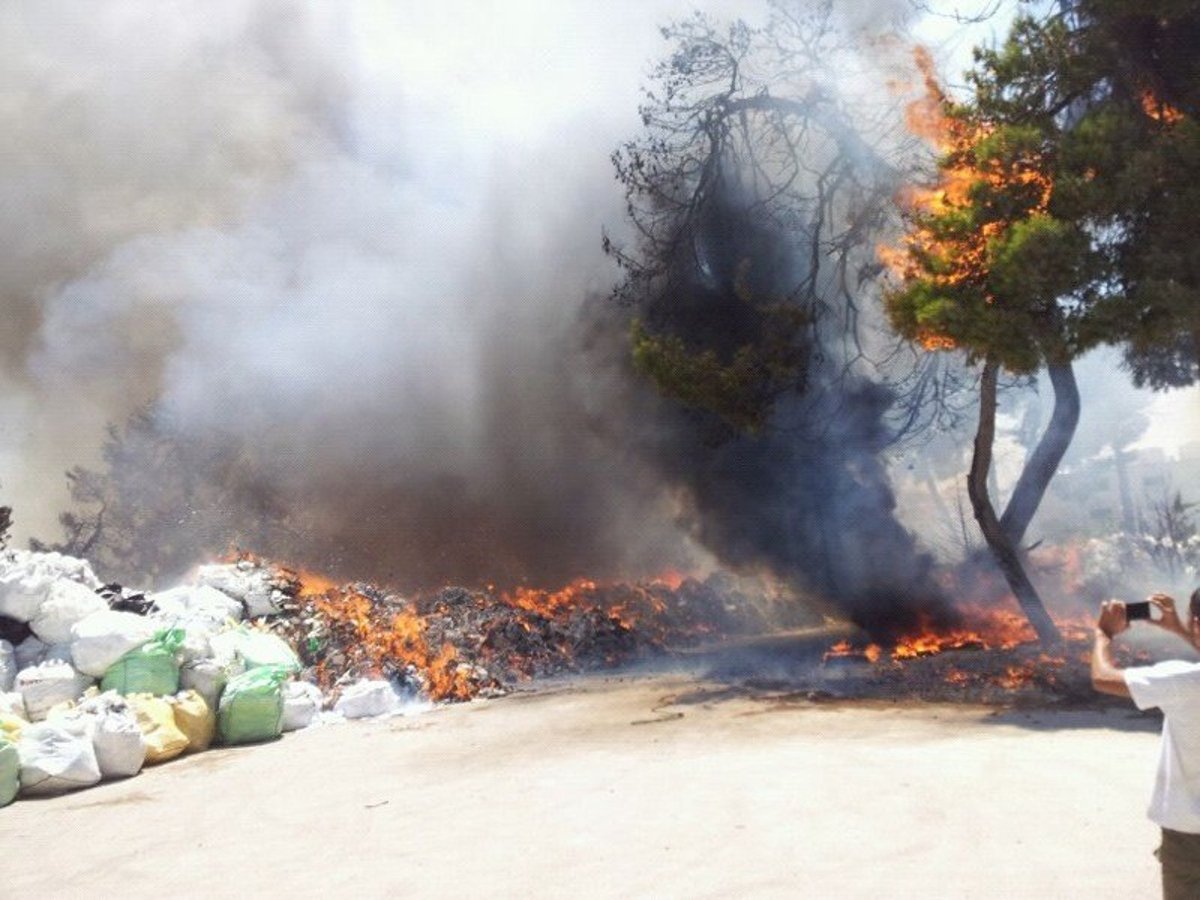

{"left": 0, "top": 551, "right": 408, "bottom": 806}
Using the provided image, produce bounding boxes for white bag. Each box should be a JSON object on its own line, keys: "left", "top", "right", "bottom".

{"left": 148, "top": 586, "right": 242, "bottom": 665}
{"left": 0, "top": 640, "right": 14, "bottom": 692}
{"left": 0, "top": 691, "right": 26, "bottom": 720}
{"left": 16, "top": 661, "right": 94, "bottom": 721}
{"left": 30, "top": 580, "right": 108, "bottom": 645}
{"left": 194, "top": 563, "right": 284, "bottom": 618}
{"left": 70, "top": 610, "right": 157, "bottom": 677}
{"left": 179, "top": 658, "right": 241, "bottom": 711}
{"left": 151, "top": 585, "right": 243, "bottom": 626}
{"left": 0, "top": 550, "right": 102, "bottom": 623}
{"left": 17, "top": 721, "right": 102, "bottom": 795}
{"left": 72, "top": 692, "right": 146, "bottom": 778}
{"left": 333, "top": 680, "right": 401, "bottom": 719}
{"left": 281, "top": 681, "right": 324, "bottom": 731}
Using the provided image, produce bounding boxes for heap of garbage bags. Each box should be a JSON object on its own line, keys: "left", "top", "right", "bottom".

{"left": 0, "top": 550, "right": 414, "bottom": 806}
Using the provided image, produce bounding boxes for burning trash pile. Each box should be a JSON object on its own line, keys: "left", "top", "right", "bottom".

{"left": 271, "top": 564, "right": 789, "bottom": 702}
{"left": 0, "top": 548, "right": 786, "bottom": 804}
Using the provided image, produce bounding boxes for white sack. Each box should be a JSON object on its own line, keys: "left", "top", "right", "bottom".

{"left": 282, "top": 681, "right": 324, "bottom": 732}
{"left": 194, "top": 562, "right": 285, "bottom": 618}
{"left": 151, "top": 584, "right": 243, "bottom": 625}
{"left": 16, "top": 661, "right": 94, "bottom": 722}
{"left": 18, "top": 721, "right": 101, "bottom": 795}
{"left": 73, "top": 692, "right": 146, "bottom": 778}
{"left": 0, "top": 640, "right": 14, "bottom": 692}
{"left": 0, "top": 691, "right": 26, "bottom": 720}
{"left": 333, "top": 680, "right": 401, "bottom": 719}
{"left": 30, "top": 580, "right": 108, "bottom": 645}
{"left": 70, "top": 610, "right": 157, "bottom": 677}
{"left": 179, "top": 658, "right": 241, "bottom": 711}
{"left": 149, "top": 586, "right": 243, "bottom": 664}
{"left": 0, "top": 550, "right": 102, "bottom": 623}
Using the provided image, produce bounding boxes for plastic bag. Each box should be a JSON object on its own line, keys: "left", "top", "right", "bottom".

{"left": 194, "top": 562, "right": 283, "bottom": 618}
{"left": 64, "top": 692, "right": 146, "bottom": 778}
{"left": 126, "top": 694, "right": 189, "bottom": 765}
{"left": 333, "top": 679, "right": 402, "bottom": 719}
{"left": 150, "top": 585, "right": 243, "bottom": 663}
{"left": 15, "top": 661, "right": 93, "bottom": 721}
{"left": 0, "top": 737, "right": 17, "bottom": 806}
{"left": 179, "top": 658, "right": 239, "bottom": 712}
{"left": 70, "top": 610, "right": 158, "bottom": 677}
{"left": 281, "top": 680, "right": 323, "bottom": 732}
{"left": 101, "top": 629, "right": 184, "bottom": 696}
{"left": 17, "top": 720, "right": 101, "bottom": 795}
{"left": 209, "top": 626, "right": 301, "bottom": 674}
{"left": 151, "top": 584, "right": 243, "bottom": 627}
{"left": 167, "top": 690, "right": 215, "bottom": 753}
{"left": 29, "top": 580, "right": 108, "bottom": 646}
{"left": 0, "top": 550, "right": 102, "bottom": 623}
{"left": 217, "top": 665, "right": 289, "bottom": 745}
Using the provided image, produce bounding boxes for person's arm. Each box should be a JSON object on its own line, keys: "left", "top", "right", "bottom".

{"left": 1092, "top": 600, "right": 1132, "bottom": 698}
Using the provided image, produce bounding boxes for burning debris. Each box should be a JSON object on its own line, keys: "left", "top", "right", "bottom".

{"left": 260, "top": 558, "right": 789, "bottom": 702}
{"left": 0, "top": 539, "right": 1180, "bottom": 811}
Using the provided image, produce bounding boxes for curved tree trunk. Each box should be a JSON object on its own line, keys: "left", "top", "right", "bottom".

{"left": 998, "top": 361, "right": 1081, "bottom": 548}
{"left": 969, "top": 359, "right": 1062, "bottom": 644}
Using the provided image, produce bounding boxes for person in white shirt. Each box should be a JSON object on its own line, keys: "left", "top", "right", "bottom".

{"left": 1092, "top": 588, "right": 1200, "bottom": 899}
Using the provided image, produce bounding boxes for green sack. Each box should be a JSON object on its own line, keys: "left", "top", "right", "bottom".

{"left": 101, "top": 629, "right": 184, "bottom": 696}
{"left": 0, "top": 737, "right": 18, "bottom": 807}
{"left": 217, "top": 665, "right": 289, "bottom": 745}
{"left": 234, "top": 629, "right": 301, "bottom": 674}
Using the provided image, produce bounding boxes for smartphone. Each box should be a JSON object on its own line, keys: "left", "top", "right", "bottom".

{"left": 1127, "top": 601, "right": 1153, "bottom": 621}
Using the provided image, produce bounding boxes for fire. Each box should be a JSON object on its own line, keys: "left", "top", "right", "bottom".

{"left": 504, "top": 578, "right": 599, "bottom": 617}
{"left": 309, "top": 587, "right": 477, "bottom": 702}
{"left": 263, "top": 559, "right": 726, "bottom": 703}
{"left": 879, "top": 46, "right": 1054, "bottom": 317}
{"left": 1140, "top": 90, "right": 1184, "bottom": 126}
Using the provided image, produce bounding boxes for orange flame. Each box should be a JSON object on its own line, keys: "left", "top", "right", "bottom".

{"left": 311, "top": 588, "right": 476, "bottom": 701}
{"left": 879, "top": 46, "right": 1053, "bottom": 326}
{"left": 1141, "top": 90, "right": 1184, "bottom": 126}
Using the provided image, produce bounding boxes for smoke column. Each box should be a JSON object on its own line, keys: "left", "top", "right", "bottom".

{"left": 2, "top": 0, "right": 1169, "bottom": 627}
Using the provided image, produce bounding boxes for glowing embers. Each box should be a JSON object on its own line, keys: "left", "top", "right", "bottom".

{"left": 1140, "top": 90, "right": 1184, "bottom": 126}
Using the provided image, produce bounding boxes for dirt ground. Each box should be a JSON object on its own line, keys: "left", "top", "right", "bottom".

{"left": 3, "top": 670, "right": 1164, "bottom": 899}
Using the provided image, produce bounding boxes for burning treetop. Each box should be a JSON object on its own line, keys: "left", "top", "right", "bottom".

{"left": 885, "top": 4, "right": 1200, "bottom": 388}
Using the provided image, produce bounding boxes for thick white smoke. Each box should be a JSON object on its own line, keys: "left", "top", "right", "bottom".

{"left": 6, "top": 0, "right": 1185, "bottom": 593}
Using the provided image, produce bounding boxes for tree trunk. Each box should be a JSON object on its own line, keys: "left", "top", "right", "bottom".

{"left": 999, "top": 361, "right": 1080, "bottom": 547}
{"left": 969, "top": 359, "right": 1062, "bottom": 644}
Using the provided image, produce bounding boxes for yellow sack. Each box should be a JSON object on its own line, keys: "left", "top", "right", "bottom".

{"left": 127, "top": 694, "right": 188, "bottom": 765}
{"left": 167, "top": 690, "right": 215, "bottom": 753}
{"left": 0, "top": 714, "right": 24, "bottom": 742}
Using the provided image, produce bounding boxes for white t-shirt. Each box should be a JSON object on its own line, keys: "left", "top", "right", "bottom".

{"left": 1125, "top": 660, "right": 1200, "bottom": 833}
